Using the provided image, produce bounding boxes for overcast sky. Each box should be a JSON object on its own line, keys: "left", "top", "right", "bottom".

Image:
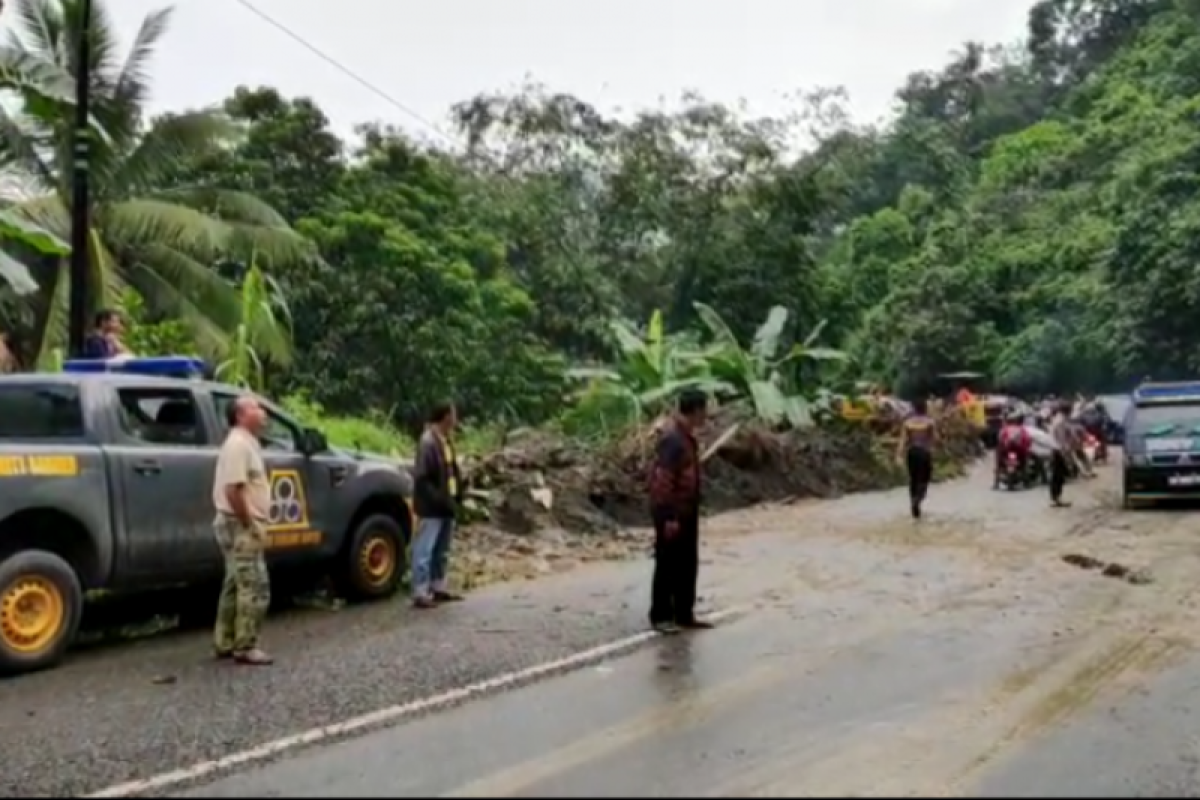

{"left": 96, "top": 0, "right": 1034, "bottom": 143}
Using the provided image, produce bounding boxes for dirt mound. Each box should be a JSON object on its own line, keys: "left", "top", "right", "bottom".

{"left": 463, "top": 409, "right": 984, "bottom": 536}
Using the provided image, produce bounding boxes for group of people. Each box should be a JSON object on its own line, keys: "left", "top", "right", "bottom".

{"left": 896, "top": 392, "right": 1113, "bottom": 521}
{"left": 993, "top": 399, "right": 1103, "bottom": 507}
{"left": 647, "top": 386, "right": 1103, "bottom": 637}
{"left": 209, "top": 378, "right": 1118, "bottom": 656}
{"left": 210, "top": 398, "right": 466, "bottom": 666}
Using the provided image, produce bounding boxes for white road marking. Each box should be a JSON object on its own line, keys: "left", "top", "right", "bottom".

{"left": 85, "top": 605, "right": 748, "bottom": 798}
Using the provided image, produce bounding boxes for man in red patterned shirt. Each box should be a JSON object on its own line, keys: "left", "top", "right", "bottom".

{"left": 647, "top": 389, "right": 710, "bottom": 635}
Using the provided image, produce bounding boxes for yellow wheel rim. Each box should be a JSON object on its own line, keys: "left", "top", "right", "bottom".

{"left": 0, "top": 576, "right": 65, "bottom": 653}
{"left": 360, "top": 536, "right": 396, "bottom": 586}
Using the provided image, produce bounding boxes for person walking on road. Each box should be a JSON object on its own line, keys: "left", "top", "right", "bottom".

{"left": 1048, "top": 401, "right": 1074, "bottom": 508}
{"left": 411, "top": 402, "right": 465, "bottom": 609}
{"left": 647, "top": 389, "right": 711, "bottom": 635}
{"left": 212, "top": 395, "right": 273, "bottom": 665}
{"left": 897, "top": 397, "right": 936, "bottom": 519}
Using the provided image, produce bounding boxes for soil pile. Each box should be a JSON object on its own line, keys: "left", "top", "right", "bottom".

{"left": 463, "top": 408, "right": 984, "bottom": 537}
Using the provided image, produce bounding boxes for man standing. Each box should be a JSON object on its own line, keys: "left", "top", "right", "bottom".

{"left": 81, "top": 309, "right": 131, "bottom": 359}
{"left": 212, "top": 396, "right": 273, "bottom": 665}
{"left": 647, "top": 389, "right": 710, "bottom": 635}
{"left": 412, "top": 402, "right": 465, "bottom": 609}
{"left": 1048, "top": 401, "right": 1074, "bottom": 508}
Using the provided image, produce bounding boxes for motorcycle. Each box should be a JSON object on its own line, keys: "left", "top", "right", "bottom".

{"left": 1000, "top": 450, "right": 1042, "bottom": 490}
{"left": 1084, "top": 430, "right": 1107, "bottom": 465}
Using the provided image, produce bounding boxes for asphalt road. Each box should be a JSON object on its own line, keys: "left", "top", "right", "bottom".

{"left": 5, "top": 460, "right": 1200, "bottom": 797}
{"left": 180, "top": 599, "right": 1200, "bottom": 798}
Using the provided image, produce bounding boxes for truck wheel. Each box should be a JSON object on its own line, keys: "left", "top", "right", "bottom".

{"left": 337, "top": 513, "right": 406, "bottom": 602}
{"left": 0, "top": 550, "right": 83, "bottom": 675}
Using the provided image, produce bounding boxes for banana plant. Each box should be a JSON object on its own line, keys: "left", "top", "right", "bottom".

{"left": 693, "top": 302, "right": 848, "bottom": 428}
{"left": 0, "top": 209, "right": 69, "bottom": 295}
{"left": 214, "top": 255, "right": 293, "bottom": 390}
{"left": 566, "top": 308, "right": 729, "bottom": 423}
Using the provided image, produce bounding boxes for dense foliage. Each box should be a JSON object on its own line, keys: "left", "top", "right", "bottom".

{"left": 0, "top": 0, "right": 1194, "bottom": 435}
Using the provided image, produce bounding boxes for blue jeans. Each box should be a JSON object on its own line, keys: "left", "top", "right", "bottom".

{"left": 412, "top": 516, "right": 455, "bottom": 599}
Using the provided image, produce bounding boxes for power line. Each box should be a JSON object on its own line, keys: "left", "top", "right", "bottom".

{"left": 230, "top": 0, "right": 462, "bottom": 148}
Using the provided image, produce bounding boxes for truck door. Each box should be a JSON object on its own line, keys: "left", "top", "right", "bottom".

{"left": 209, "top": 392, "right": 331, "bottom": 558}
{"left": 108, "top": 385, "right": 220, "bottom": 584}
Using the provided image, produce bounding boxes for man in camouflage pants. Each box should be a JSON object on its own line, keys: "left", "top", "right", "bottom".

{"left": 212, "top": 395, "right": 273, "bottom": 665}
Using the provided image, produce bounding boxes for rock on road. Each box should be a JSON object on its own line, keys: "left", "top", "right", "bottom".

{"left": 6, "top": 462, "right": 1200, "bottom": 797}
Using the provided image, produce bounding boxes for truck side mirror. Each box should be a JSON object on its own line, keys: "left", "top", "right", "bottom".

{"left": 300, "top": 427, "right": 328, "bottom": 455}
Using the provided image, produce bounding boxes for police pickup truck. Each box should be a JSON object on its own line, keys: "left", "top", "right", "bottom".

{"left": 0, "top": 358, "right": 412, "bottom": 675}
{"left": 1122, "top": 381, "right": 1200, "bottom": 508}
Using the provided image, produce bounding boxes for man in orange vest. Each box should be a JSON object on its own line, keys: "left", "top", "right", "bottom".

{"left": 956, "top": 385, "right": 976, "bottom": 405}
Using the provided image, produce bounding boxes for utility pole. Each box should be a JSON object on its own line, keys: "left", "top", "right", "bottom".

{"left": 66, "top": 0, "right": 92, "bottom": 357}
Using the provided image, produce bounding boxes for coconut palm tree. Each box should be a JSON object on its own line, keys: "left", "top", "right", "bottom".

{"left": 0, "top": 0, "right": 311, "bottom": 363}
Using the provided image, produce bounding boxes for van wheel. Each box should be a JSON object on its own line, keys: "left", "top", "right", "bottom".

{"left": 336, "top": 513, "right": 406, "bottom": 602}
{"left": 0, "top": 550, "right": 83, "bottom": 675}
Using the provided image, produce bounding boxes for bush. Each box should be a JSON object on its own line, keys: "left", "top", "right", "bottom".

{"left": 282, "top": 392, "right": 508, "bottom": 460}
{"left": 282, "top": 392, "right": 412, "bottom": 456}
{"left": 120, "top": 289, "right": 197, "bottom": 357}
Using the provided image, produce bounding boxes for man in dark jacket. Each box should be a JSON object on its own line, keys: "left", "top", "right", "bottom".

{"left": 81, "top": 309, "right": 130, "bottom": 359}
{"left": 647, "top": 389, "right": 710, "bottom": 634}
{"left": 411, "top": 401, "right": 464, "bottom": 608}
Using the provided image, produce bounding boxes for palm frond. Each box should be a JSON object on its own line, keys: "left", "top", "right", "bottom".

{"left": 113, "top": 6, "right": 171, "bottom": 110}
{"left": 228, "top": 223, "right": 319, "bottom": 268}
{"left": 127, "top": 262, "right": 230, "bottom": 356}
{"left": 7, "top": 0, "right": 66, "bottom": 66}
{"left": 88, "top": 229, "right": 128, "bottom": 308}
{"left": 155, "top": 186, "right": 289, "bottom": 228}
{"left": 98, "top": 198, "right": 230, "bottom": 260}
{"left": 111, "top": 110, "right": 236, "bottom": 195}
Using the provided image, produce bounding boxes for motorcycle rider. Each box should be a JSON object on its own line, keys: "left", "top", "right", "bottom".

{"left": 994, "top": 409, "right": 1033, "bottom": 489}
{"left": 1077, "top": 395, "right": 1109, "bottom": 464}
{"left": 1066, "top": 403, "right": 1096, "bottom": 478}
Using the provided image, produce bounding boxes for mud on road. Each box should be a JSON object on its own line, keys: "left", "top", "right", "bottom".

{"left": 3, "top": 462, "right": 1199, "bottom": 797}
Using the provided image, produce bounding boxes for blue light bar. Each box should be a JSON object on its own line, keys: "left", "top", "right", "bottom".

{"left": 64, "top": 356, "right": 208, "bottom": 380}
{"left": 1133, "top": 381, "right": 1200, "bottom": 404}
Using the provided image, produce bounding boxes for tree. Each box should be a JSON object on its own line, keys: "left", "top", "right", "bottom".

{"left": 101, "top": 0, "right": 1200, "bottom": 433}
{"left": 0, "top": 0, "right": 311, "bottom": 363}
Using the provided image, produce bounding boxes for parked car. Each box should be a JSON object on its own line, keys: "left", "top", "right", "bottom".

{"left": 1122, "top": 382, "right": 1200, "bottom": 508}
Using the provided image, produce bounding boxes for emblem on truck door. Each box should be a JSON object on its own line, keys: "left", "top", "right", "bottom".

{"left": 267, "top": 469, "right": 309, "bottom": 531}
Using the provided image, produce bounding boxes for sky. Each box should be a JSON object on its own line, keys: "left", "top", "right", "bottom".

{"left": 95, "top": 0, "right": 1036, "bottom": 144}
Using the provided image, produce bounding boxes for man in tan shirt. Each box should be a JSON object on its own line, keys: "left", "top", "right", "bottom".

{"left": 212, "top": 395, "right": 273, "bottom": 665}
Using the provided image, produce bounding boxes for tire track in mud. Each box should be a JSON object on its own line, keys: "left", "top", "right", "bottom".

{"left": 929, "top": 499, "right": 1200, "bottom": 793}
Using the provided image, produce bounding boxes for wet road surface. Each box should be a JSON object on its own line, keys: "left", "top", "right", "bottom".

{"left": 6, "top": 462, "right": 1200, "bottom": 797}
{"left": 181, "top": 599, "right": 1200, "bottom": 798}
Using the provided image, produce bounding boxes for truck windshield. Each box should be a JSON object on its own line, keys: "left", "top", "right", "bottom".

{"left": 1130, "top": 404, "right": 1200, "bottom": 437}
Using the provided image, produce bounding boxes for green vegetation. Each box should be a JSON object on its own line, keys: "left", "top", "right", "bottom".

{"left": 0, "top": 0, "right": 1191, "bottom": 450}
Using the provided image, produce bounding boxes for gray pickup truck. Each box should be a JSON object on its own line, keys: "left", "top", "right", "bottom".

{"left": 0, "top": 371, "right": 413, "bottom": 675}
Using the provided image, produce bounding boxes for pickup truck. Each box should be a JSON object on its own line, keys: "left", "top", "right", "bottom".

{"left": 0, "top": 371, "right": 413, "bottom": 675}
